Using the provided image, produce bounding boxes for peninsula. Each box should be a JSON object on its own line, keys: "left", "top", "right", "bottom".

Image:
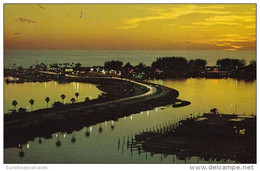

{"left": 4, "top": 73, "right": 188, "bottom": 148}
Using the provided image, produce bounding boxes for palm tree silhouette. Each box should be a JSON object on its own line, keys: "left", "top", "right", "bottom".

{"left": 111, "top": 121, "right": 115, "bottom": 130}
{"left": 75, "top": 92, "right": 79, "bottom": 102}
{"left": 85, "top": 127, "right": 90, "bottom": 137}
{"left": 60, "top": 94, "right": 66, "bottom": 104}
{"left": 38, "top": 137, "right": 42, "bottom": 144}
{"left": 56, "top": 133, "right": 61, "bottom": 147}
{"left": 71, "top": 132, "right": 76, "bottom": 143}
{"left": 29, "top": 99, "right": 34, "bottom": 111}
{"left": 45, "top": 97, "right": 50, "bottom": 108}
{"left": 71, "top": 98, "right": 76, "bottom": 104}
{"left": 18, "top": 145, "right": 25, "bottom": 157}
{"left": 98, "top": 124, "right": 103, "bottom": 134}
{"left": 12, "top": 100, "right": 18, "bottom": 110}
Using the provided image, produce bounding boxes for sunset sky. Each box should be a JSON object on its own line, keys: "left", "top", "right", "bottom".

{"left": 4, "top": 4, "right": 256, "bottom": 50}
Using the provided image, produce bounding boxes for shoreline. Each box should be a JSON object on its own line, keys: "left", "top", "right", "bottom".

{"left": 4, "top": 75, "right": 185, "bottom": 148}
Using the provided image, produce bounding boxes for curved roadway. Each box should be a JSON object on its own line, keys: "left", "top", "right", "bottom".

{"left": 40, "top": 71, "right": 160, "bottom": 112}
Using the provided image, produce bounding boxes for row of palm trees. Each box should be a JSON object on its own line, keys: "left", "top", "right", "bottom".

{"left": 11, "top": 92, "right": 81, "bottom": 112}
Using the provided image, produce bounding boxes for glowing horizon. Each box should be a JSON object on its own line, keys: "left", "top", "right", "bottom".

{"left": 4, "top": 4, "right": 256, "bottom": 51}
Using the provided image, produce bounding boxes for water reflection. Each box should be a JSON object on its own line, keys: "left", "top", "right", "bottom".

{"left": 71, "top": 132, "right": 76, "bottom": 143}
{"left": 4, "top": 78, "right": 256, "bottom": 164}
{"left": 18, "top": 145, "right": 25, "bottom": 158}
{"left": 38, "top": 137, "right": 42, "bottom": 144}
{"left": 4, "top": 81, "right": 103, "bottom": 114}
{"left": 98, "top": 124, "right": 103, "bottom": 134}
{"left": 56, "top": 133, "right": 61, "bottom": 147}
{"left": 111, "top": 121, "right": 115, "bottom": 130}
{"left": 149, "top": 78, "right": 256, "bottom": 115}
{"left": 85, "top": 127, "right": 90, "bottom": 137}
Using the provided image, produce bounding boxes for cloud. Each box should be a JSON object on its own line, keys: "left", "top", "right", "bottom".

{"left": 215, "top": 42, "right": 232, "bottom": 47}
{"left": 246, "top": 25, "right": 256, "bottom": 29}
{"left": 187, "top": 32, "right": 255, "bottom": 50}
{"left": 116, "top": 5, "right": 255, "bottom": 30}
{"left": 116, "top": 5, "right": 231, "bottom": 30}
{"left": 206, "top": 15, "right": 255, "bottom": 23}
{"left": 117, "top": 5, "right": 196, "bottom": 29}
{"left": 192, "top": 15, "right": 255, "bottom": 26}
{"left": 15, "top": 17, "right": 36, "bottom": 23}
{"left": 181, "top": 25, "right": 212, "bottom": 32}
{"left": 212, "top": 34, "right": 255, "bottom": 50}
{"left": 230, "top": 45, "right": 243, "bottom": 49}
{"left": 215, "top": 42, "right": 243, "bottom": 50}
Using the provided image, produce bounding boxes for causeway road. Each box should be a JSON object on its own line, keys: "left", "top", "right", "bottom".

{"left": 39, "top": 71, "right": 171, "bottom": 112}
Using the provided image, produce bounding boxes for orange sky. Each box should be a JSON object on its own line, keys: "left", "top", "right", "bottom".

{"left": 4, "top": 4, "right": 256, "bottom": 50}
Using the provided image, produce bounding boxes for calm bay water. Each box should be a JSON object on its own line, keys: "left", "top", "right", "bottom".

{"left": 4, "top": 78, "right": 256, "bottom": 163}
{"left": 4, "top": 80, "right": 103, "bottom": 114}
{"left": 4, "top": 50, "right": 256, "bottom": 68}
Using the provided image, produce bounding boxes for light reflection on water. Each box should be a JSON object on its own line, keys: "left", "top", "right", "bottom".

{"left": 4, "top": 78, "right": 256, "bottom": 163}
{"left": 150, "top": 78, "right": 256, "bottom": 115}
{"left": 4, "top": 80, "right": 103, "bottom": 114}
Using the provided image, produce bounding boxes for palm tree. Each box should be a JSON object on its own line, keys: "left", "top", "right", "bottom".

{"left": 38, "top": 137, "right": 42, "bottom": 144}
{"left": 85, "top": 127, "right": 90, "bottom": 137}
{"left": 111, "top": 121, "right": 115, "bottom": 130}
{"left": 12, "top": 100, "right": 18, "bottom": 110}
{"left": 45, "top": 97, "right": 50, "bottom": 108}
{"left": 56, "top": 133, "right": 61, "bottom": 147}
{"left": 29, "top": 99, "right": 34, "bottom": 111}
{"left": 60, "top": 94, "right": 66, "bottom": 104}
{"left": 98, "top": 123, "right": 103, "bottom": 134}
{"left": 19, "top": 145, "right": 25, "bottom": 158}
{"left": 85, "top": 97, "right": 90, "bottom": 102}
{"left": 71, "top": 98, "right": 76, "bottom": 104}
{"left": 71, "top": 132, "right": 76, "bottom": 143}
{"left": 75, "top": 92, "right": 79, "bottom": 102}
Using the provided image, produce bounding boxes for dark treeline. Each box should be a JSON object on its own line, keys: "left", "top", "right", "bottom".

{"left": 104, "top": 60, "right": 123, "bottom": 70}
{"left": 217, "top": 58, "right": 246, "bottom": 70}
{"left": 4, "top": 57, "right": 256, "bottom": 81}
{"left": 103, "top": 57, "right": 255, "bottom": 80}
{"left": 151, "top": 57, "right": 189, "bottom": 78}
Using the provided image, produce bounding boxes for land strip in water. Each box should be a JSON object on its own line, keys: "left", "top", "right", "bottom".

{"left": 5, "top": 74, "right": 185, "bottom": 148}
